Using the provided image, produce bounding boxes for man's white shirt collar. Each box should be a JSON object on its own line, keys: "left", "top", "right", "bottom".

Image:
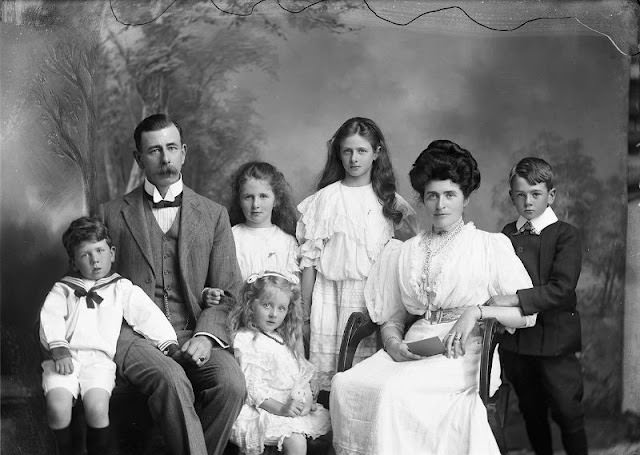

{"left": 516, "top": 206, "right": 558, "bottom": 235}
{"left": 144, "top": 178, "right": 184, "bottom": 203}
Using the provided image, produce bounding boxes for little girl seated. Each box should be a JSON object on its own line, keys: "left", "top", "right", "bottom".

{"left": 227, "top": 271, "right": 330, "bottom": 455}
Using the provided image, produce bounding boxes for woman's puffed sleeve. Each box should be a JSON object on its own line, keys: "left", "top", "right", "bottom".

{"left": 364, "top": 239, "right": 406, "bottom": 324}
{"left": 233, "top": 332, "right": 272, "bottom": 407}
{"left": 487, "top": 234, "right": 537, "bottom": 328}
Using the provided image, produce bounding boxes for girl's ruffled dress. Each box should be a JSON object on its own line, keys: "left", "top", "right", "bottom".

{"left": 232, "top": 224, "right": 299, "bottom": 280}
{"left": 296, "top": 181, "right": 414, "bottom": 390}
{"left": 230, "top": 329, "right": 331, "bottom": 454}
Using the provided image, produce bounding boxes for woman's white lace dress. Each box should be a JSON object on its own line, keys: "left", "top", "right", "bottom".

{"left": 330, "top": 222, "right": 535, "bottom": 455}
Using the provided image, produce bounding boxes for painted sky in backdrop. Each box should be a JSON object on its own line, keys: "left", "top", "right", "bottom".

{"left": 0, "top": 1, "right": 630, "bottom": 244}
{"left": 230, "top": 24, "right": 627, "bottom": 230}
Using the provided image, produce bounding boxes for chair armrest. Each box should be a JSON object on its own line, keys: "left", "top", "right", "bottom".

{"left": 337, "top": 312, "right": 378, "bottom": 373}
{"left": 479, "top": 317, "right": 500, "bottom": 406}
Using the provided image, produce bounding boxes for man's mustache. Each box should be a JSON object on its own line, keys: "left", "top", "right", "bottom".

{"left": 159, "top": 166, "right": 179, "bottom": 176}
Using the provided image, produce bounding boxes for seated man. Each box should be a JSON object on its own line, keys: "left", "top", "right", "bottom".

{"left": 101, "top": 113, "right": 245, "bottom": 455}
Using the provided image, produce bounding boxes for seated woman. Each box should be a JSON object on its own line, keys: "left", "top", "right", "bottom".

{"left": 330, "top": 140, "right": 536, "bottom": 455}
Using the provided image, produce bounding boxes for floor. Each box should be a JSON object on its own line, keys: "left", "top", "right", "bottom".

{"left": 503, "top": 408, "right": 640, "bottom": 455}
{"left": 2, "top": 374, "right": 640, "bottom": 454}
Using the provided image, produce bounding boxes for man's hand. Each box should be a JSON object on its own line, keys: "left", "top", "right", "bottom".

{"left": 55, "top": 357, "right": 74, "bottom": 375}
{"left": 485, "top": 294, "right": 520, "bottom": 308}
{"left": 181, "top": 335, "right": 213, "bottom": 368}
{"left": 202, "top": 287, "right": 224, "bottom": 306}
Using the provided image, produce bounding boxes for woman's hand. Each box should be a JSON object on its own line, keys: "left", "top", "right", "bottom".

{"left": 444, "top": 306, "right": 481, "bottom": 358}
{"left": 385, "top": 338, "right": 424, "bottom": 362}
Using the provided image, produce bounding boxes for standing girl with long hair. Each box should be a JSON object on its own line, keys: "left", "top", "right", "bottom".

{"left": 296, "top": 117, "right": 415, "bottom": 391}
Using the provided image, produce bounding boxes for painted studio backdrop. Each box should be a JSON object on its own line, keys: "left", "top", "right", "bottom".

{"left": 0, "top": 0, "right": 636, "bottom": 453}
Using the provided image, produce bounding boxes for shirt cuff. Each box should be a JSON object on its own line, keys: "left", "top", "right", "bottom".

{"left": 160, "top": 341, "right": 179, "bottom": 355}
{"left": 194, "top": 332, "right": 229, "bottom": 349}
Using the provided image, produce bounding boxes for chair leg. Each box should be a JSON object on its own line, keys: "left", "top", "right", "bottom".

{"left": 487, "top": 383, "right": 511, "bottom": 454}
{"left": 487, "top": 402, "right": 506, "bottom": 454}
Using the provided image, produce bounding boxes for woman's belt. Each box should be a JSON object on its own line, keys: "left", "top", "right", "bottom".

{"left": 423, "top": 307, "right": 467, "bottom": 324}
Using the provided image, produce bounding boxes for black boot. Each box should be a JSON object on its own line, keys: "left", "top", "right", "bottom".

{"left": 86, "top": 425, "right": 113, "bottom": 455}
{"left": 561, "top": 428, "right": 588, "bottom": 455}
{"left": 52, "top": 426, "right": 73, "bottom": 455}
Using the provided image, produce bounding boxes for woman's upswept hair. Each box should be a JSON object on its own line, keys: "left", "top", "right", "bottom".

{"left": 317, "top": 117, "right": 403, "bottom": 225}
{"left": 228, "top": 161, "right": 298, "bottom": 236}
{"left": 227, "top": 272, "right": 304, "bottom": 357}
{"left": 409, "top": 140, "right": 481, "bottom": 199}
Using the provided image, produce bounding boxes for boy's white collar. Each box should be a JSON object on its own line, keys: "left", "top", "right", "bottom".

{"left": 144, "top": 178, "right": 184, "bottom": 203}
{"left": 516, "top": 206, "right": 558, "bottom": 234}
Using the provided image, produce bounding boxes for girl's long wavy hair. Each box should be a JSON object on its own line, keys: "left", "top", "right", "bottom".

{"left": 227, "top": 273, "right": 304, "bottom": 357}
{"left": 317, "top": 117, "right": 403, "bottom": 225}
{"left": 228, "top": 161, "right": 298, "bottom": 237}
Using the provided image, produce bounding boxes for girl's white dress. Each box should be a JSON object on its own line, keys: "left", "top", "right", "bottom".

{"left": 330, "top": 222, "right": 535, "bottom": 455}
{"left": 296, "top": 181, "right": 414, "bottom": 389}
{"left": 230, "top": 329, "right": 331, "bottom": 454}
{"left": 232, "top": 224, "right": 299, "bottom": 280}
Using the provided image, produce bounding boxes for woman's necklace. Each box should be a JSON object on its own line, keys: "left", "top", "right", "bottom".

{"left": 259, "top": 329, "right": 285, "bottom": 345}
{"left": 418, "top": 218, "right": 465, "bottom": 306}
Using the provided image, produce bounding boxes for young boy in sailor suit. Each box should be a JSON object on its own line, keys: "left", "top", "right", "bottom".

{"left": 39, "top": 216, "right": 179, "bottom": 455}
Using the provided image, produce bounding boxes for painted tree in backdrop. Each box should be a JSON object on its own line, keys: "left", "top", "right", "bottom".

{"left": 31, "top": 1, "right": 113, "bottom": 214}
{"left": 99, "top": 0, "right": 355, "bottom": 207}
{"left": 29, "top": 0, "right": 353, "bottom": 211}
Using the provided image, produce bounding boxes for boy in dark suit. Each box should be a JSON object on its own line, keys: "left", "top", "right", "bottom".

{"left": 490, "top": 157, "right": 587, "bottom": 455}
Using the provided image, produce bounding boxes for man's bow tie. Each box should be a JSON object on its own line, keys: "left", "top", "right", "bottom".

{"left": 73, "top": 288, "right": 104, "bottom": 308}
{"left": 145, "top": 192, "right": 183, "bottom": 209}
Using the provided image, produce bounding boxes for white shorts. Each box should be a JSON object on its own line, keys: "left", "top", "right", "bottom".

{"left": 41, "top": 350, "right": 116, "bottom": 398}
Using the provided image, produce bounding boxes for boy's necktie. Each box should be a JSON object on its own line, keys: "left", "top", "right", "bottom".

{"left": 518, "top": 221, "right": 534, "bottom": 235}
{"left": 60, "top": 275, "right": 123, "bottom": 308}
{"left": 73, "top": 288, "right": 103, "bottom": 308}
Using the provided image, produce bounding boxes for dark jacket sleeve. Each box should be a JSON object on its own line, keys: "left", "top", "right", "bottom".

{"left": 515, "top": 223, "right": 582, "bottom": 315}
{"left": 193, "top": 206, "right": 243, "bottom": 343}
